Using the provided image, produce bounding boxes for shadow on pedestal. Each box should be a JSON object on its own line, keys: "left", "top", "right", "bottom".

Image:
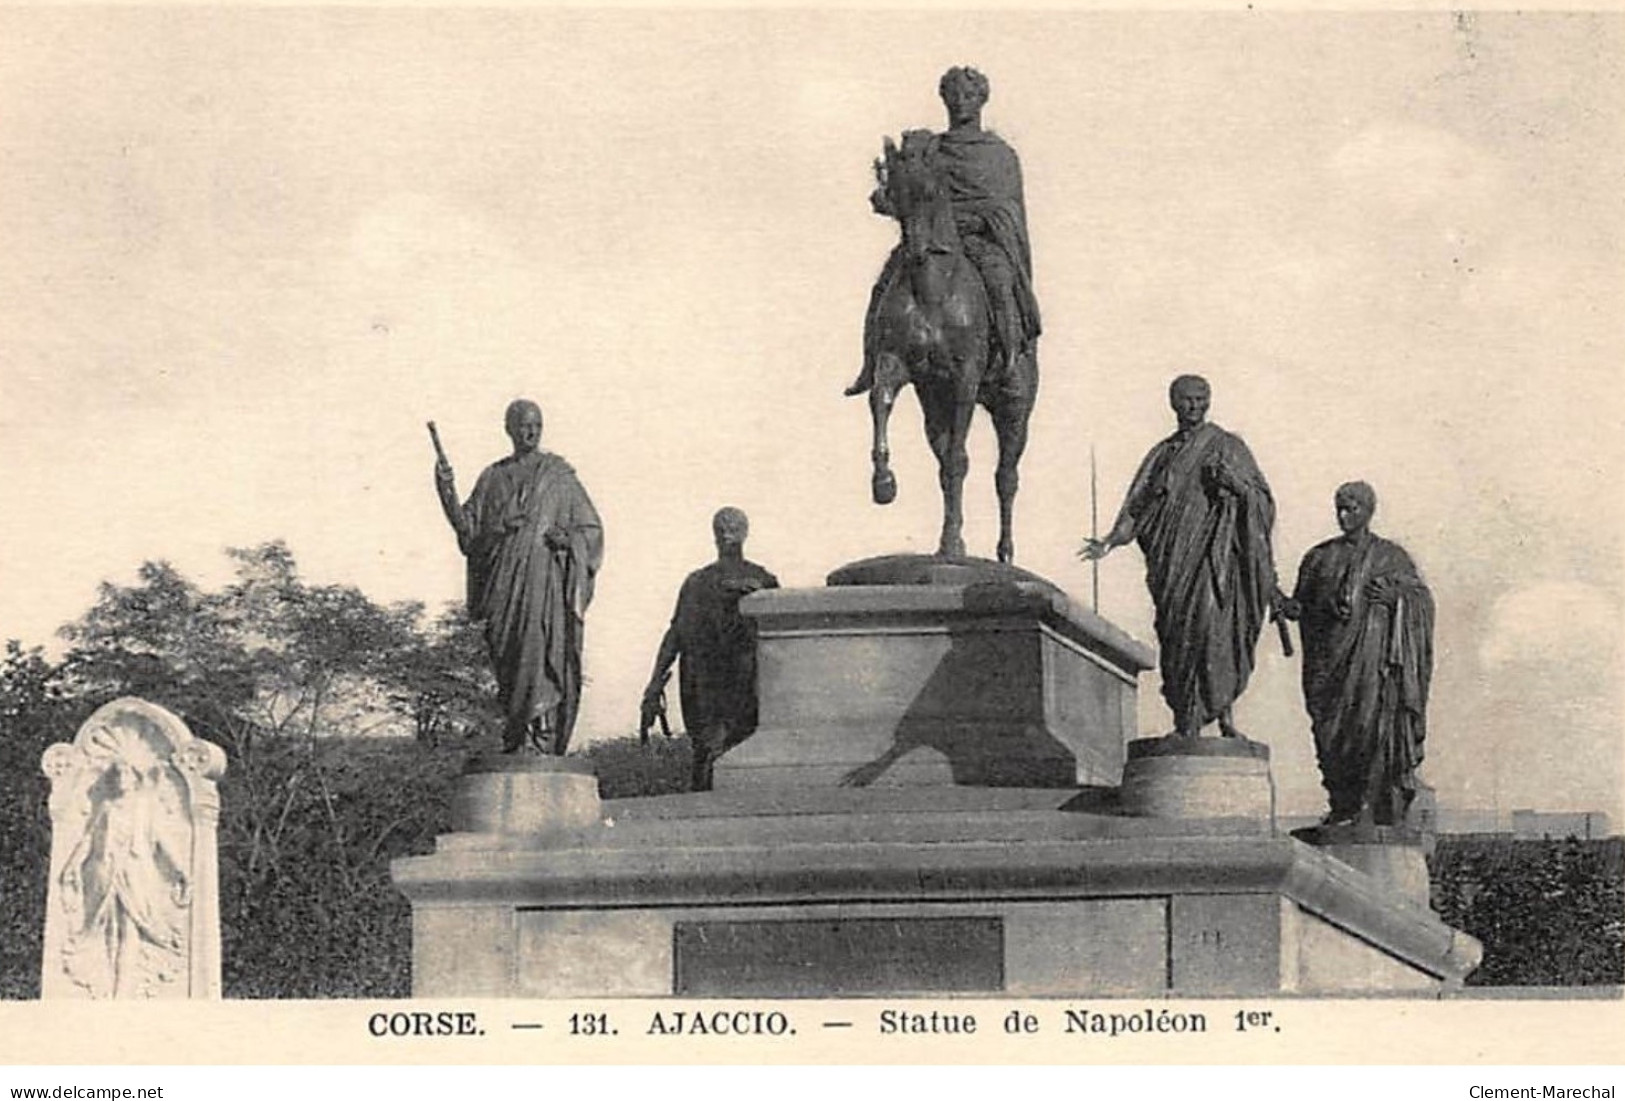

{"left": 719, "top": 554, "right": 1155, "bottom": 790}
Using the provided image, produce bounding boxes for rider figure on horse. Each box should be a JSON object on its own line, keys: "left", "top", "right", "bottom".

{"left": 846, "top": 66, "right": 1042, "bottom": 397}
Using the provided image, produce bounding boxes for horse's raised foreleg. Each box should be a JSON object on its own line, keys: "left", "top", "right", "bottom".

{"left": 868, "top": 353, "right": 902, "bottom": 505}
{"left": 991, "top": 359, "right": 1037, "bottom": 565}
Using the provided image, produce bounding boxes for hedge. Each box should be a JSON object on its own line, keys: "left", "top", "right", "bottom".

{"left": 1432, "top": 835, "right": 1624, "bottom": 987}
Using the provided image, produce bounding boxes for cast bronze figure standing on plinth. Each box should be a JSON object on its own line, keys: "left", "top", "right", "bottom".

{"left": 1276, "top": 482, "right": 1434, "bottom": 827}
{"left": 1081, "top": 375, "right": 1280, "bottom": 740}
{"left": 433, "top": 400, "right": 604, "bottom": 754}
{"left": 641, "top": 507, "right": 779, "bottom": 792}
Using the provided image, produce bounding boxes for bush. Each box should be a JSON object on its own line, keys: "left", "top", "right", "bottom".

{"left": 585, "top": 732, "right": 693, "bottom": 799}
{"left": 217, "top": 738, "right": 470, "bottom": 998}
{"left": 0, "top": 543, "right": 505, "bottom": 999}
{"left": 0, "top": 644, "right": 89, "bottom": 999}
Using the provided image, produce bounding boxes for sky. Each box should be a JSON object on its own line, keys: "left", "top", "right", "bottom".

{"left": 0, "top": 9, "right": 1620, "bottom": 820}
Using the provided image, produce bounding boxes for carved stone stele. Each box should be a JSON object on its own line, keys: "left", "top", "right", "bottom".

{"left": 40, "top": 698, "right": 226, "bottom": 999}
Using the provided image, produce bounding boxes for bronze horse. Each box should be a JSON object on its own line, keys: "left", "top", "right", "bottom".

{"left": 862, "top": 130, "right": 1037, "bottom": 563}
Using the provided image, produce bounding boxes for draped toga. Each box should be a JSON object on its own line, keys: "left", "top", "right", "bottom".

{"left": 1114, "top": 422, "right": 1277, "bottom": 729}
{"left": 666, "top": 558, "right": 780, "bottom": 749}
{"left": 1291, "top": 533, "right": 1433, "bottom": 824}
{"left": 456, "top": 451, "right": 603, "bottom": 751}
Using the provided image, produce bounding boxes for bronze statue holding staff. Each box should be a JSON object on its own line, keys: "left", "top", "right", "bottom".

{"left": 432, "top": 402, "right": 604, "bottom": 755}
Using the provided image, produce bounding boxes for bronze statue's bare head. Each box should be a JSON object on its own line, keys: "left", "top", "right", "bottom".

{"left": 713, "top": 506, "right": 750, "bottom": 551}
{"left": 504, "top": 399, "right": 543, "bottom": 455}
{"left": 939, "top": 66, "right": 990, "bottom": 127}
{"left": 1168, "top": 374, "right": 1211, "bottom": 430}
{"left": 1334, "top": 481, "right": 1377, "bottom": 535}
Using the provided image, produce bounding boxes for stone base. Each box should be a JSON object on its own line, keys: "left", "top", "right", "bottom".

{"left": 723, "top": 566, "right": 1155, "bottom": 789}
{"left": 448, "top": 755, "right": 603, "bottom": 842}
{"left": 826, "top": 554, "right": 1059, "bottom": 590}
{"left": 390, "top": 558, "right": 1479, "bottom": 999}
{"left": 393, "top": 784, "right": 1482, "bottom": 998}
{"left": 1291, "top": 823, "right": 1432, "bottom": 910}
{"left": 1321, "top": 844, "right": 1431, "bottom": 910}
{"left": 1119, "top": 736, "right": 1274, "bottom": 821}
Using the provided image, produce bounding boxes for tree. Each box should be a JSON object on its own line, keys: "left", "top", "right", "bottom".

{"left": 58, "top": 559, "right": 253, "bottom": 741}
{"left": 391, "top": 607, "right": 499, "bottom": 747}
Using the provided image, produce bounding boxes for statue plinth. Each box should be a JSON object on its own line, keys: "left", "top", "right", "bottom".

{"left": 446, "top": 755, "right": 602, "bottom": 846}
{"left": 715, "top": 555, "right": 1155, "bottom": 790}
{"left": 826, "top": 553, "right": 1058, "bottom": 589}
{"left": 1290, "top": 821, "right": 1433, "bottom": 910}
{"left": 1118, "top": 735, "right": 1275, "bottom": 822}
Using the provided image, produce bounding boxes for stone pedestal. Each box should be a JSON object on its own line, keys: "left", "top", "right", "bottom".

{"left": 448, "top": 755, "right": 602, "bottom": 841}
{"left": 718, "top": 559, "right": 1155, "bottom": 789}
{"left": 1119, "top": 735, "right": 1274, "bottom": 821}
{"left": 392, "top": 784, "right": 1482, "bottom": 998}
{"left": 1291, "top": 823, "right": 1432, "bottom": 910}
{"left": 408, "top": 757, "right": 606, "bottom": 995}
{"left": 391, "top": 557, "right": 1481, "bottom": 998}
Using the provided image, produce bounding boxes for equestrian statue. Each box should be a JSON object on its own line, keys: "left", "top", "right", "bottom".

{"left": 847, "top": 67, "right": 1041, "bottom": 564}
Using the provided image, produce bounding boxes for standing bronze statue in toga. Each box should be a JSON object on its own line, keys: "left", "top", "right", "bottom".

{"left": 1276, "top": 481, "right": 1434, "bottom": 827}
{"left": 434, "top": 400, "right": 604, "bottom": 754}
{"left": 1081, "top": 375, "right": 1281, "bottom": 740}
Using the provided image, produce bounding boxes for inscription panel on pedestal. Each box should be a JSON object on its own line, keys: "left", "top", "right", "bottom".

{"left": 673, "top": 916, "right": 1004, "bottom": 996}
